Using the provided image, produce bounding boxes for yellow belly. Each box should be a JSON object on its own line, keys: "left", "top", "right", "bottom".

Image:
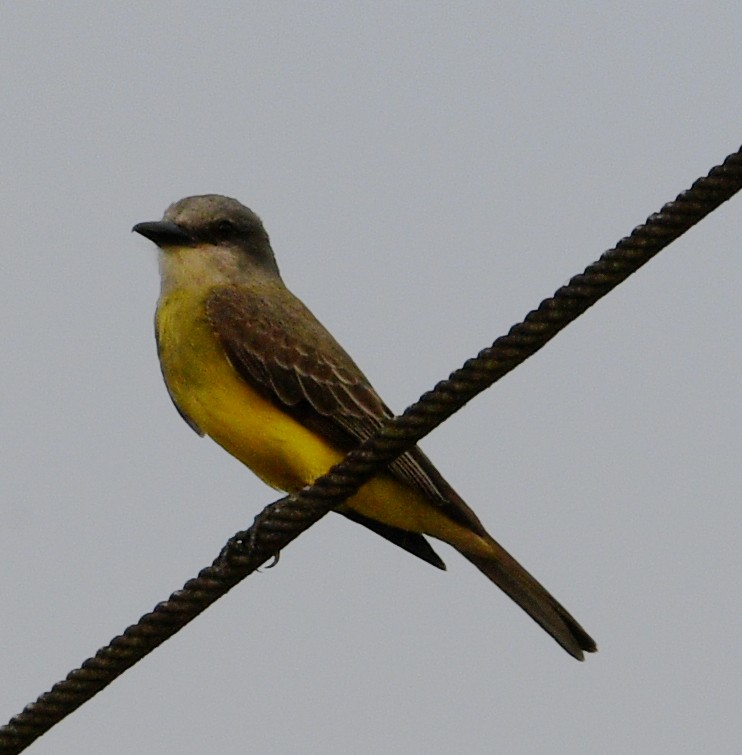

{"left": 156, "top": 289, "right": 491, "bottom": 552}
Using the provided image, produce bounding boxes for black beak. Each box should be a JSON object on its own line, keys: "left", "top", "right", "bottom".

{"left": 132, "top": 220, "right": 193, "bottom": 246}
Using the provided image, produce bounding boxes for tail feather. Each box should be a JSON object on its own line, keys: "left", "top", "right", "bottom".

{"left": 463, "top": 538, "right": 597, "bottom": 660}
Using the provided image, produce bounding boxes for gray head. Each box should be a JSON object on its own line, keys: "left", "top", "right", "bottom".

{"left": 133, "top": 194, "right": 280, "bottom": 278}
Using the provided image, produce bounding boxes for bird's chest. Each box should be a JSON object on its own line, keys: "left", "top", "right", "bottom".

{"left": 156, "top": 292, "right": 220, "bottom": 394}
{"left": 154, "top": 291, "right": 336, "bottom": 491}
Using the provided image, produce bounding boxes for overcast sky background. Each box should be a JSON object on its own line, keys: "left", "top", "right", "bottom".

{"left": 1, "top": 4, "right": 740, "bottom": 754}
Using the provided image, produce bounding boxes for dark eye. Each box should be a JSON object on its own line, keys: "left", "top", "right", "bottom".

{"left": 215, "top": 219, "right": 235, "bottom": 234}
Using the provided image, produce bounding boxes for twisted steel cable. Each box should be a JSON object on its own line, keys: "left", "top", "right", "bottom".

{"left": 1, "top": 146, "right": 740, "bottom": 754}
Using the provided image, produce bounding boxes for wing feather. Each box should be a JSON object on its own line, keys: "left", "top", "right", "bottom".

{"left": 205, "top": 285, "right": 486, "bottom": 535}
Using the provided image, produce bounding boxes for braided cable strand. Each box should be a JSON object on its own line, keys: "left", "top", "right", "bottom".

{"left": 1, "top": 147, "right": 740, "bottom": 754}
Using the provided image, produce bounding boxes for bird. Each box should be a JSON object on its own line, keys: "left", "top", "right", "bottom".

{"left": 133, "top": 194, "right": 596, "bottom": 660}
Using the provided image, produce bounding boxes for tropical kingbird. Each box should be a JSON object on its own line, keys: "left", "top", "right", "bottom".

{"left": 133, "top": 195, "right": 596, "bottom": 660}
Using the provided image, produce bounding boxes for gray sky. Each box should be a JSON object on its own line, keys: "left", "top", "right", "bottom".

{"left": 2, "top": 3, "right": 740, "bottom": 754}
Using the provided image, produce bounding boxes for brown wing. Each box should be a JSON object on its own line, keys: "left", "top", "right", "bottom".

{"left": 205, "top": 285, "right": 488, "bottom": 539}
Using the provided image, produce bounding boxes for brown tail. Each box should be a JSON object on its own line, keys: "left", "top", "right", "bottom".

{"left": 463, "top": 537, "right": 597, "bottom": 660}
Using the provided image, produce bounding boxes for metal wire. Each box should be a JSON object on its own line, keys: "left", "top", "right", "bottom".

{"left": 1, "top": 146, "right": 740, "bottom": 754}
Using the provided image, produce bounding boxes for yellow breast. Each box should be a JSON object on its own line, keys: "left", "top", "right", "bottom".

{"left": 156, "top": 289, "right": 344, "bottom": 492}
